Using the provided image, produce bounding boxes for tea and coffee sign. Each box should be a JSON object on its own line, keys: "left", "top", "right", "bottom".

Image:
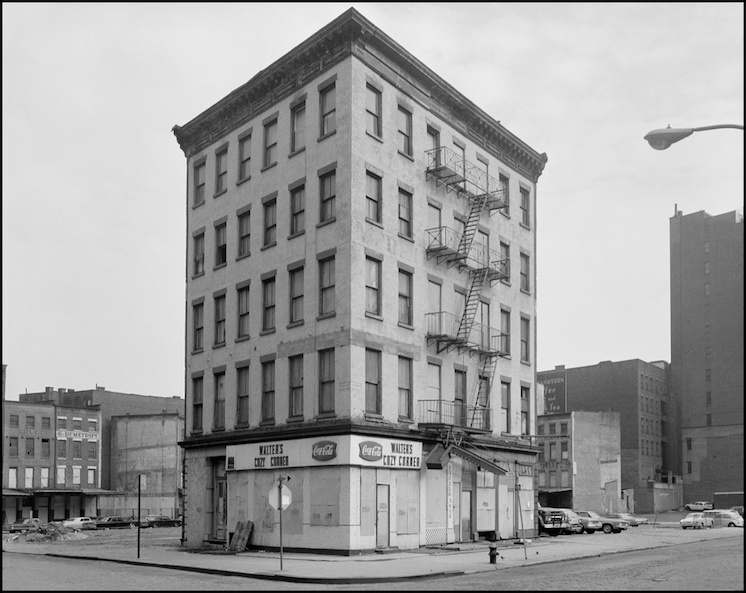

{"left": 226, "top": 436, "right": 422, "bottom": 471}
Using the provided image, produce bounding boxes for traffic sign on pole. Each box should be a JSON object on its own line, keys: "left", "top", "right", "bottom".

{"left": 268, "top": 484, "right": 292, "bottom": 510}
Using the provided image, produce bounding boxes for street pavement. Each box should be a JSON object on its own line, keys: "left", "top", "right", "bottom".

{"left": 2, "top": 513, "right": 743, "bottom": 584}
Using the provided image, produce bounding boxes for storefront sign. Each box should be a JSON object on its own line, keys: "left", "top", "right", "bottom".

{"left": 311, "top": 440, "right": 337, "bottom": 461}
{"left": 56, "top": 430, "right": 98, "bottom": 440}
{"left": 357, "top": 440, "right": 420, "bottom": 468}
{"left": 538, "top": 371, "right": 567, "bottom": 414}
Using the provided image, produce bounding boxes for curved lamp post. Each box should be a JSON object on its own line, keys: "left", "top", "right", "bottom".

{"left": 644, "top": 124, "right": 744, "bottom": 150}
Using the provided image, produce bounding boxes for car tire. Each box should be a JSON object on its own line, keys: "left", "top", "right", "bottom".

{"left": 602, "top": 524, "right": 613, "bottom": 534}
{"left": 728, "top": 522, "right": 736, "bottom": 527}
{"left": 585, "top": 529, "right": 595, "bottom": 534}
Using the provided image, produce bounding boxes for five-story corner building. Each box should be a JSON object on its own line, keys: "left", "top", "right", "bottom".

{"left": 173, "top": 8, "right": 547, "bottom": 553}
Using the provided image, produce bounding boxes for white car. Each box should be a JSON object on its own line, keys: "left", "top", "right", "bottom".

{"left": 62, "top": 516, "right": 98, "bottom": 530}
{"left": 702, "top": 509, "right": 744, "bottom": 528}
{"left": 685, "top": 501, "right": 713, "bottom": 511}
{"left": 680, "top": 512, "right": 714, "bottom": 529}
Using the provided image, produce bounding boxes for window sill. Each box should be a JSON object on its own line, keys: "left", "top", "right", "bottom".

{"left": 211, "top": 426, "right": 225, "bottom": 433}
{"left": 365, "top": 312, "right": 383, "bottom": 321}
{"left": 397, "top": 322, "right": 414, "bottom": 331}
{"left": 317, "top": 312, "right": 336, "bottom": 321}
{"left": 398, "top": 233, "right": 414, "bottom": 243}
{"left": 213, "top": 263, "right": 227, "bottom": 271}
{"left": 287, "top": 416, "right": 304, "bottom": 424}
{"left": 234, "top": 422, "right": 249, "bottom": 430}
{"left": 398, "top": 150, "right": 414, "bottom": 162}
{"left": 191, "top": 348, "right": 204, "bottom": 355}
{"left": 520, "top": 288, "right": 531, "bottom": 296}
{"left": 213, "top": 189, "right": 227, "bottom": 199}
{"left": 261, "top": 243, "right": 277, "bottom": 252}
{"left": 192, "top": 200, "right": 205, "bottom": 210}
{"left": 287, "top": 231, "right": 305, "bottom": 241}
{"left": 287, "top": 321, "right": 304, "bottom": 329}
{"left": 260, "top": 162, "right": 277, "bottom": 173}
{"left": 365, "top": 412, "right": 384, "bottom": 421}
{"left": 236, "top": 252, "right": 250, "bottom": 262}
{"left": 235, "top": 335, "right": 250, "bottom": 343}
{"left": 236, "top": 175, "right": 251, "bottom": 187}
{"left": 500, "top": 210, "right": 511, "bottom": 219}
{"left": 317, "top": 130, "right": 336, "bottom": 142}
{"left": 365, "top": 218, "right": 383, "bottom": 229}
{"left": 288, "top": 147, "right": 306, "bottom": 159}
{"left": 315, "top": 412, "right": 337, "bottom": 420}
{"left": 519, "top": 222, "right": 531, "bottom": 231}
{"left": 259, "top": 420, "right": 275, "bottom": 427}
{"left": 398, "top": 417, "right": 414, "bottom": 424}
{"left": 259, "top": 329, "right": 276, "bottom": 336}
{"left": 192, "top": 271, "right": 205, "bottom": 279}
{"left": 366, "top": 131, "right": 383, "bottom": 143}
{"left": 190, "top": 429, "right": 203, "bottom": 436}
{"left": 316, "top": 217, "right": 336, "bottom": 229}
{"left": 212, "top": 342, "right": 226, "bottom": 350}
{"left": 520, "top": 359, "right": 531, "bottom": 366}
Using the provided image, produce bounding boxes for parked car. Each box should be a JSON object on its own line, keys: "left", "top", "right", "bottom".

{"left": 729, "top": 506, "right": 745, "bottom": 518}
{"left": 537, "top": 507, "right": 568, "bottom": 536}
{"left": 9, "top": 518, "right": 46, "bottom": 533}
{"left": 139, "top": 515, "right": 182, "bottom": 528}
{"left": 606, "top": 512, "right": 648, "bottom": 527}
{"left": 575, "top": 510, "right": 629, "bottom": 534}
{"left": 96, "top": 515, "right": 137, "bottom": 530}
{"left": 61, "top": 516, "right": 98, "bottom": 530}
{"left": 685, "top": 501, "right": 713, "bottom": 511}
{"left": 702, "top": 509, "right": 744, "bottom": 528}
{"left": 559, "top": 509, "right": 584, "bottom": 534}
{"left": 680, "top": 512, "right": 714, "bottom": 529}
{"left": 571, "top": 510, "right": 603, "bottom": 534}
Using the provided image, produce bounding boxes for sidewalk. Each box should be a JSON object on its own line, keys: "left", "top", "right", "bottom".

{"left": 3, "top": 518, "right": 743, "bottom": 584}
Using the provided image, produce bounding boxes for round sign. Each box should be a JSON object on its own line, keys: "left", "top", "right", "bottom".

{"left": 268, "top": 484, "right": 292, "bottom": 510}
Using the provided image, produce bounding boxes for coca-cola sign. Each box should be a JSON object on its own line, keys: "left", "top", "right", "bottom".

{"left": 311, "top": 440, "right": 337, "bottom": 461}
{"left": 358, "top": 440, "right": 383, "bottom": 461}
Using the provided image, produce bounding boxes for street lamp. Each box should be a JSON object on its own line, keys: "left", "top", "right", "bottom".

{"left": 644, "top": 124, "right": 744, "bottom": 150}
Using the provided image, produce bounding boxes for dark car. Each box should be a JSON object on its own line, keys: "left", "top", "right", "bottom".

{"left": 96, "top": 515, "right": 137, "bottom": 529}
{"left": 9, "top": 518, "right": 45, "bottom": 533}
{"left": 575, "top": 510, "right": 629, "bottom": 534}
{"left": 139, "top": 515, "right": 182, "bottom": 528}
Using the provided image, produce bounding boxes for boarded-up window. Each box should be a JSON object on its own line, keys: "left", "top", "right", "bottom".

{"left": 310, "top": 470, "right": 339, "bottom": 526}
{"left": 396, "top": 471, "right": 420, "bottom": 534}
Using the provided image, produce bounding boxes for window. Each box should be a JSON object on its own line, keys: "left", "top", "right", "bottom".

{"left": 42, "top": 417, "right": 51, "bottom": 429}
{"left": 320, "top": 84, "right": 336, "bottom": 136}
{"left": 428, "top": 363, "right": 441, "bottom": 400}
{"left": 500, "top": 381, "right": 510, "bottom": 433}
{"left": 9, "top": 467, "right": 18, "bottom": 488}
{"left": 193, "top": 232, "right": 205, "bottom": 275}
{"left": 262, "top": 277, "right": 276, "bottom": 332}
{"left": 454, "top": 369, "right": 467, "bottom": 426}
{"left": 41, "top": 439, "right": 51, "bottom": 458}
{"left": 236, "top": 365, "right": 249, "bottom": 426}
{"left": 214, "top": 294, "right": 226, "bottom": 345}
{"left": 520, "top": 187, "right": 530, "bottom": 227}
{"left": 319, "top": 256, "right": 335, "bottom": 316}
{"left": 686, "top": 437, "right": 692, "bottom": 451}
{"left": 289, "top": 355, "right": 304, "bottom": 417}
{"left": 537, "top": 424, "right": 545, "bottom": 435}
{"left": 57, "top": 416, "right": 66, "bottom": 429}
{"left": 687, "top": 461, "right": 692, "bottom": 474}
{"left": 398, "top": 269, "right": 413, "bottom": 325}
{"left": 318, "top": 348, "right": 335, "bottom": 414}
{"left": 549, "top": 423, "right": 556, "bottom": 435}
{"left": 25, "top": 467, "right": 34, "bottom": 488}
{"left": 704, "top": 283, "right": 711, "bottom": 296}
{"left": 500, "top": 241, "right": 510, "bottom": 281}
{"left": 706, "top": 414, "right": 712, "bottom": 427}
{"left": 57, "top": 439, "right": 66, "bottom": 458}
{"left": 10, "top": 414, "right": 19, "bottom": 428}
{"left": 291, "top": 102, "right": 306, "bottom": 153}
{"left": 704, "top": 261, "right": 710, "bottom": 274}
{"left": 290, "top": 185, "right": 305, "bottom": 236}
{"left": 549, "top": 442, "right": 557, "bottom": 461}
{"left": 398, "top": 188, "right": 412, "bottom": 238}
{"left": 263, "top": 199, "right": 277, "bottom": 247}
{"left": 57, "top": 466, "right": 65, "bottom": 485}
{"left": 366, "top": 84, "right": 382, "bottom": 136}
{"left": 427, "top": 126, "right": 440, "bottom": 166}
{"left": 365, "top": 349, "right": 382, "bottom": 414}
{"left": 192, "top": 376, "right": 203, "bottom": 432}
{"left": 520, "top": 253, "right": 530, "bottom": 292}
{"left": 238, "top": 211, "right": 251, "bottom": 257}
{"left": 289, "top": 267, "right": 304, "bottom": 324}
{"left": 520, "top": 317, "right": 530, "bottom": 363}
{"left": 561, "top": 441, "right": 569, "bottom": 460}
{"left": 397, "top": 105, "right": 412, "bottom": 156}
{"left": 500, "top": 309, "right": 511, "bottom": 354}
{"left": 520, "top": 386, "right": 530, "bottom": 435}
{"left": 560, "top": 422, "right": 568, "bottom": 435}
{"left": 365, "top": 257, "right": 382, "bottom": 315}
{"left": 41, "top": 467, "right": 49, "bottom": 488}
{"left": 73, "top": 418, "right": 82, "bottom": 430}
{"left": 193, "top": 302, "right": 204, "bottom": 351}
{"left": 238, "top": 133, "right": 251, "bottom": 180}
{"left": 72, "top": 466, "right": 81, "bottom": 485}
{"left": 704, "top": 240, "right": 710, "bottom": 253}
{"left": 499, "top": 174, "right": 510, "bottom": 213}
{"left": 261, "top": 360, "right": 275, "bottom": 422}
{"left": 213, "top": 372, "right": 225, "bottom": 430}
{"left": 263, "top": 119, "right": 278, "bottom": 168}
{"left": 193, "top": 161, "right": 206, "bottom": 206}
{"left": 366, "top": 171, "right": 382, "bottom": 223}
{"left": 73, "top": 440, "right": 82, "bottom": 459}
{"left": 25, "top": 415, "right": 35, "bottom": 429}
{"left": 454, "top": 141, "right": 466, "bottom": 189}
{"left": 215, "top": 222, "right": 227, "bottom": 267}
{"left": 319, "top": 170, "right": 336, "bottom": 222}
{"left": 236, "top": 285, "right": 250, "bottom": 339}
{"left": 9, "top": 437, "right": 18, "bottom": 458}
{"left": 88, "top": 468, "right": 96, "bottom": 486}
{"left": 88, "top": 441, "right": 96, "bottom": 459}
{"left": 398, "top": 356, "right": 412, "bottom": 420}
{"left": 215, "top": 148, "right": 228, "bottom": 194}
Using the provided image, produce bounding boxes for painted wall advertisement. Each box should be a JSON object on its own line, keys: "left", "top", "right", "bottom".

{"left": 538, "top": 371, "right": 566, "bottom": 414}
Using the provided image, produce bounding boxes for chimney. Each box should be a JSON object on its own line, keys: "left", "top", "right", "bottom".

{"left": 45, "top": 386, "right": 54, "bottom": 400}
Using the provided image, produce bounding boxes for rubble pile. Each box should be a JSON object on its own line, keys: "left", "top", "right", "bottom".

{"left": 4, "top": 522, "right": 89, "bottom": 543}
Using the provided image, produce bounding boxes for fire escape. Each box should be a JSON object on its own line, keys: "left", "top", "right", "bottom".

{"left": 421, "top": 146, "right": 510, "bottom": 440}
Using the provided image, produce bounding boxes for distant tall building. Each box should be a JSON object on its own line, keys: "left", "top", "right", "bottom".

{"left": 670, "top": 208, "right": 744, "bottom": 501}
{"left": 173, "top": 8, "right": 547, "bottom": 552}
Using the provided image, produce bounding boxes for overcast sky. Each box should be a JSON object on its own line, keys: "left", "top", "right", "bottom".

{"left": 2, "top": 3, "right": 743, "bottom": 401}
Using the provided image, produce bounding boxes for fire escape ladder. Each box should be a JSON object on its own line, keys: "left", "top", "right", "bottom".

{"left": 457, "top": 266, "right": 489, "bottom": 343}
{"left": 467, "top": 352, "right": 499, "bottom": 430}
{"left": 457, "top": 192, "right": 488, "bottom": 258}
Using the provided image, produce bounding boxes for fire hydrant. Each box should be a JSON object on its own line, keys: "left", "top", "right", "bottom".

{"left": 488, "top": 542, "right": 498, "bottom": 564}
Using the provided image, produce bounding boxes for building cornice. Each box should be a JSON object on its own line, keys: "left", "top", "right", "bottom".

{"left": 172, "top": 8, "right": 547, "bottom": 181}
